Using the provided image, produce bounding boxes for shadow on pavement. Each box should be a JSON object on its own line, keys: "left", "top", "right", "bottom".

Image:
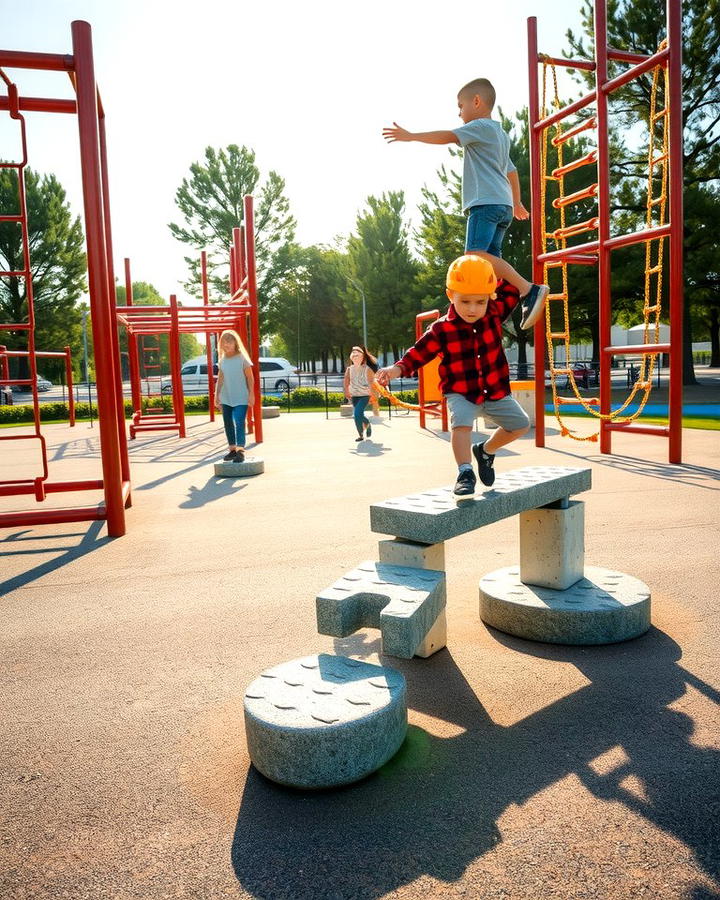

{"left": 179, "top": 477, "right": 248, "bottom": 509}
{"left": 231, "top": 627, "right": 719, "bottom": 898}
{"left": 0, "top": 519, "right": 109, "bottom": 594}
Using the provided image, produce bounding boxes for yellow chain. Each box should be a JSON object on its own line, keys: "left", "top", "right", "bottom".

{"left": 540, "top": 49, "right": 668, "bottom": 441}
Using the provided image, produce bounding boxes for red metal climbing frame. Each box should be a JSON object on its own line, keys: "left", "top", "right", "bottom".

{"left": 0, "top": 346, "right": 76, "bottom": 426}
{"left": 117, "top": 195, "right": 263, "bottom": 444}
{"left": 527, "top": 0, "right": 683, "bottom": 463}
{"left": 0, "top": 21, "right": 130, "bottom": 535}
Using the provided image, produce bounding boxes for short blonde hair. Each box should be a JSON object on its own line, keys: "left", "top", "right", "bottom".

{"left": 219, "top": 329, "right": 251, "bottom": 363}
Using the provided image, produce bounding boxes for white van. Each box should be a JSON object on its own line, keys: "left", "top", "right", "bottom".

{"left": 160, "top": 356, "right": 298, "bottom": 394}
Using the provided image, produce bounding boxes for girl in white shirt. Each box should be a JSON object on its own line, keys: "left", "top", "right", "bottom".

{"left": 343, "top": 346, "right": 376, "bottom": 442}
{"left": 214, "top": 330, "right": 255, "bottom": 461}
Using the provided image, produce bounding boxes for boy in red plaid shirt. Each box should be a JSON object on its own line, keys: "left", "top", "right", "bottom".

{"left": 376, "top": 255, "right": 535, "bottom": 501}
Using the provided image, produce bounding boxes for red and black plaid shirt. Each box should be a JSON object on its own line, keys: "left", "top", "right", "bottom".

{"left": 397, "top": 280, "right": 520, "bottom": 404}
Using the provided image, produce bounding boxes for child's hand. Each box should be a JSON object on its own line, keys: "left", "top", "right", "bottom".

{"left": 382, "top": 122, "right": 411, "bottom": 143}
{"left": 514, "top": 202, "right": 529, "bottom": 220}
{"left": 376, "top": 365, "right": 401, "bottom": 386}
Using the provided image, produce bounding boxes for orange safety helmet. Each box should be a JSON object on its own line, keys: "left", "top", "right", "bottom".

{"left": 446, "top": 254, "right": 497, "bottom": 296}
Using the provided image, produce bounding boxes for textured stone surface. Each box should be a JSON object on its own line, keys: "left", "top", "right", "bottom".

{"left": 316, "top": 561, "right": 446, "bottom": 659}
{"left": 244, "top": 654, "right": 407, "bottom": 789}
{"left": 519, "top": 500, "right": 585, "bottom": 590}
{"left": 414, "top": 609, "right": 447, "bottom": 658}
{"left": 370, "top": 466, "right": 591, "bottom": 543}
{"left": 479, "top": 564, "right": 651, "bottom": 645}
{"left": 377, "top": 538, "right": 446, "bottom": 571}
{"left": 261, "top": 406, "right": 280, "bottom": 419}
{"left": 214, "top": 456, "right": 265, "bottom": 478}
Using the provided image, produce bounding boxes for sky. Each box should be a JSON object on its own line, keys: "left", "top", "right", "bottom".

{"left": 1, "top": 0, "right": 586, "bottom": 304}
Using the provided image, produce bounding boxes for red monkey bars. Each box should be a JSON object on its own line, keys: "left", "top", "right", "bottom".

{"left": 117, "top": 195, "right": 263, "bottom": 443}
{"left": 0, "top": 22, "right": 130, "bottom": 535}
{"left": 527, "top": 0, "right": 683, "bottom": 463}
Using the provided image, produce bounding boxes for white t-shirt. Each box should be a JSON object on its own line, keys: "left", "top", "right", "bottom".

{"left": 452, "top": 118, "right": 516, "bottom": 213}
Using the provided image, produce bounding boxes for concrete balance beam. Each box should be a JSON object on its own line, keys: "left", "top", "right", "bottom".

{"left": 316, "top": 561, "right": 445, "bottom": 659}
{"left": 370, "top": 466, "right": 592, "bottom": 544}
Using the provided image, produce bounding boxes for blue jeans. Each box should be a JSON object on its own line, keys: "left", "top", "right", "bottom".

{"left": 221, "top": 403, "right": 247, "bottom": 447}
{"left": 465, "top": 204, "right": 513, "bottom": 257}
{"left": 351, "top": 396, "right": 370, "bottom": 436}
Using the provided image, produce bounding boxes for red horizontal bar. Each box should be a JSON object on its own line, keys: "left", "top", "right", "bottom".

{"left": 602, "top": 343, "right": 671, "bottom": 356}
{"left": 552, "top": 117, "right": 597, "bottom": 146}
{"left": 130, "top": 424, "right": 181, "bottom": 432}
{"left": 534, "top": 90, "right": 597, "bottom": 132}
{"left": 45, "top": 479, "right": 103, "bottom": 493}
{"left": 0, "top": 350, "right": 69, "bottom": 358}
{"left": 604, "top": 223, "right": 671, "bottom": 251}
{"left": 602, "top": 48, "right": 669, "bottom": 95}
{"left": 538, "top": 54, "right": 595, "bottom": 72}
{"left": 552, "top": 183, "right": 598, "bottom": 208}
{"left": 545, "top": 254, "right": 598, "bottom": 266}
{"left": 539, "top": 240, "right": 600, "bottom": 263}
{"left": 0, "top": 49, "right": 73, "bottom": 70}
{"left": 0, "top": 215, "right": 23, "bottom": 223}
{"left": 604, "top": 423, "right": 670, "bottom": 437}
{"left": 0, "top": 96, "right": 77, "bottom": 114}
{"left": 607, "top": 48, "right": 651, "bottom": 64}
{"left": 0, "top": 505, "right": 106, "bottom": 528}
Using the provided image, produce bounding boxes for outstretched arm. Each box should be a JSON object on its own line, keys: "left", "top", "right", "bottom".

{"left": 383, "top": 122, "right": 459, "bottom": 145}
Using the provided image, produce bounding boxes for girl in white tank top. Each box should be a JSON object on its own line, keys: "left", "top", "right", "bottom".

{"left": 344, "top": 346, "right": 377, "bottom": 442}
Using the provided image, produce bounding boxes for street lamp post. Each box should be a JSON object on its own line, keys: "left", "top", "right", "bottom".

{"left": 347, "top": 277, "right": 367, "bottom": 348}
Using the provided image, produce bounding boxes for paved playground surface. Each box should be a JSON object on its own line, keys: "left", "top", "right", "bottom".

{"left": 1, "top": 411, "right": 719, "bottom": 899}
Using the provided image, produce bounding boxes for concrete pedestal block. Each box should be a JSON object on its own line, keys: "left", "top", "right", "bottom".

{"left": 214, "top": 456, "right": 264, "bottom": 478}
{"left": 340, "top": 403, "right": 353, "bottom": 417}
{"left": 520, "top": 500, "right": 584, "bottom": 590}
{"left": 377, "top": 538, "right": 447, "bottom": 657}
{"left": 316, "top": 561, "right": 445, "bottom": 659}
{"left": 244, "top": 653, "right": 407, "bottom": 789}
{"left": 479, "top": 565, "right": 651, "bottom": 645}
{"left": 261, "top": 405, "right": 280, "bottom": 419}
{"left": 414, "top": 609, "right": 447, "bottom": 658}
{"left": 378, "top": 537, "right": 446, "bottom": 571}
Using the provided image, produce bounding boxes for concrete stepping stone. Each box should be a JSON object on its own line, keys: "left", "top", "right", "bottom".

{"left": 316, "top": 561, "right": 446, "bottom": 659}
{"left": 370, "top": 466, "right": 591, "bottom": 543}
{"left": 244, "top": 653, "right": 407, "bottom": 789}
{"left": 479, "top": 565, "right": 651, "bottom": 645}
{"left": 214, "top": 455, "right": 264, "bottom": 478}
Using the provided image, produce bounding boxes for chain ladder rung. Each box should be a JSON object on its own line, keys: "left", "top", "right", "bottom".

{"left": 551, "top": 217, "right": 600, "bottom": 241}
{"left": 644, "top": 304, "right": 661, "bottom": 314}
{"left": 652, "top": 107, "right": 668, "bottom": 122}
{"left": 549, "top": 332, "right": 569, "bottom": 339}
{"left": 556, "top": 396, "right": 599, "bottom": 406}
{"left": 648, "top": 195, "right": 666, "bottom": 207}
{"left": 650, "top": 153, "right": 668, "bottom": 167}
{"left": 548, "top": 293, "right": 569, "bottom": 301}
{"left": 646, "top": 264, "right": 662, "bottom": 275}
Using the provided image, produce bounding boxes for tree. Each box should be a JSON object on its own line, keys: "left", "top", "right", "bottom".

{"left": 168, "top": 145, "right": 296, "bottom": 333}
{"left": 0, "top": 167, "right": 86, "bottom": 380}
{"left": 266, "top": 243, "right": 354, "bottom": 373}
{"left": 347, "top": 192, "right": 419, "bottom": 359}
{"left": 565, "top": 0, "right": 720, "bottom": 383}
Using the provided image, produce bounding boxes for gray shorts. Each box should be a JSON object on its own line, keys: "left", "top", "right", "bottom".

{"left": 446, "top": 392, "right": 530, "bottom": 431}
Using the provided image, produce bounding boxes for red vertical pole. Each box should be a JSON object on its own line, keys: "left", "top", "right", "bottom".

{"left": 233, "top": 227, "right": 250, "bottom": 349}
{"left": 594, "top": 0, "right": 613, "bottom": 455}
{"left": 201, "top": 250, "right": 216, "bottom": 423}
{"left": 98, "top": 111, "right": 131, "bottom": 494}
{"left": 71, "top": 20, "right": 125, "bottom": 536}
{"left": 125, "top": 258, "right": 142, "bottom": 418}
{"left": 527, "top": 16, "right": 545, "bottom": 448}
{"left": 169, "top": 294, "right": 186, "bottom": 438}
{"left": 243, "top": 195, "right": 263, "bottom": 444}
{"left": 667, "top": 0, "right": 683, "bottom": 463}
{"left": 64, "top": 346, "right": 75, "bottom": 426}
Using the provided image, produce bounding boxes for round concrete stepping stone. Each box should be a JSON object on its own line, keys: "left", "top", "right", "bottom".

{"left": 479, "top": 565, "right": 651, "bottom": 645}
{"left": 261, "top": 405, "right": 280, "bottom": 419}
{"left": 214, "top": 456, "right": 264, "bottom": 478}
{"left": 244, "top": 653, "right": 407, "bottom": 789}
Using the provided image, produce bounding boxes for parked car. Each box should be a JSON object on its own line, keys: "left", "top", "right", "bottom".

{"left": 160, "top": 356, "right": 299, "bottom": 394}
{"left": 565, "top": 362, "right": 598, "bottom": 389}
{"left": 2, "top": 375, "right": 52, "bottom": 393}
{"left": 36, "top": 374, "right": 52, "bottom": 391}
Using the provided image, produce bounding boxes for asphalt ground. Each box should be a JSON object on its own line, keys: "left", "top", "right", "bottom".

{"left": 1, "top": 409, "right": 719, "bottom": 900}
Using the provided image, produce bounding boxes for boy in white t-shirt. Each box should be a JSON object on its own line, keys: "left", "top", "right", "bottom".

{"left": 383, "top": 77, "right": 548, "bottom": 330}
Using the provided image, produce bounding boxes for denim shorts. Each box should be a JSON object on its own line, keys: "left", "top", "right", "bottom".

{"left": 465, "top": 204, "right": 513, "bottom": 256}
{"left": 446, "top": 392, "right": 529, "bottom": 431}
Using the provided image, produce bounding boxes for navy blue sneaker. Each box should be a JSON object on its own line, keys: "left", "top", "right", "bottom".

{"left": 520, "top": 284, "right": 549, "bottom": 329}
{"left": 366, "top": 423, "right": 372, "bottom": 438}
{"left": 453, "top": 468, "right": 476, "bottom": 502}
{"left": 472, "top": 442, "right": 496, "bottom": 486}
